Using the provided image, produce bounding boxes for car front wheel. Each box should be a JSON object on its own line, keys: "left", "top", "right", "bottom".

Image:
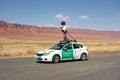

{"left": 52, "top": 55, "right": 60, "bottom": 63}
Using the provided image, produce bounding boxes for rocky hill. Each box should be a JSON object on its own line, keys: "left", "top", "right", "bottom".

{"left": 0, "top": 20, "right": 120, "bottom": 39}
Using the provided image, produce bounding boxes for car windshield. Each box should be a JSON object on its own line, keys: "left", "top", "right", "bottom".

{"left": 50, "top": 43, "right": 65, "bottom": 50}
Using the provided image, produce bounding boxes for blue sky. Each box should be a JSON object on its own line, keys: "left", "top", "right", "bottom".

{"left": 0, "top": 0, "right": 120, "bottom": 31}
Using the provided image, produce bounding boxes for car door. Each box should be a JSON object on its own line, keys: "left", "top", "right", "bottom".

{"left": 73, "top": 44, "right": 82, "bottom": 59}
{"left": 62, "top": 43, "right": 74, "bottom": 60}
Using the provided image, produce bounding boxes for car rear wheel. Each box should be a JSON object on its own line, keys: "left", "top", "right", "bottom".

{"left": 81, "top": 53, "right": 87, "bottom": 61}
{"left": 52, "top": 55, "right": 60, "bottom": 63}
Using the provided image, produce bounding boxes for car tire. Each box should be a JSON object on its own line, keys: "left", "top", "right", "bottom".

{"left": 81, "top": 53, "right": 87, "bottom": 61}
{"left": 52, "top": 55, "right": 60, "bottom": 63}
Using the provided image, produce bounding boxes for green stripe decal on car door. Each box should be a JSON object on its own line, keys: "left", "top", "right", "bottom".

{"left": 62, "top": 43, "right": 74, "bottom": 59}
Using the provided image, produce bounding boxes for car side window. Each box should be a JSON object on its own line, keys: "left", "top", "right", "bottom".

{"left": 65, "top": 44, "right": 72, "bottom": 49}
{"left": 73, "top": 44, "right": 80, "bottom": 49}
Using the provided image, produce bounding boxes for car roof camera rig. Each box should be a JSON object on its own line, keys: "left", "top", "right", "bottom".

{"left": 60, "top": 21, "right": 77, "bottom": 44}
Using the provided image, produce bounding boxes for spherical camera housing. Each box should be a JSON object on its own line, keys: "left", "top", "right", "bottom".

{"left": 61, "top": 21, "right": 66, "bottom": 25}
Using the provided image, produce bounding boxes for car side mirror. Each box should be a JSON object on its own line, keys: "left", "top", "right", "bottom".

{"left": 63, "top": 48, "right": 67, "bottom": 51}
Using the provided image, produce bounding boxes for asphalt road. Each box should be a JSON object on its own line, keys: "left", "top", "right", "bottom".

{"left": 0, "top": 52, "right": 120, "bottom": 80}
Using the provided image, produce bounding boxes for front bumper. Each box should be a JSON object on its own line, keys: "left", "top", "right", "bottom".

{"left": 35, "top": 55, "right": 52, "bottom": 62}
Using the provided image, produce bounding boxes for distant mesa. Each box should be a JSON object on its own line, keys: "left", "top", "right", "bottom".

{"left": 0, "top": 20, "right": 120, "bottom": 39}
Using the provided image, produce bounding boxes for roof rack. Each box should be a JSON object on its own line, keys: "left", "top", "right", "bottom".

{"left": 60, "top": 38, "right": 76, "bottom": 44}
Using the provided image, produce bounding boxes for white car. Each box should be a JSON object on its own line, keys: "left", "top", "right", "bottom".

{"left": 35, "top": 41, "right": 88, "bottom": 63}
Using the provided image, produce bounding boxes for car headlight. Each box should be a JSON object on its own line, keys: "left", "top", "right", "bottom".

{"left": 44, "top": 53, "right": 49, "bottom": 56}
{"left": 43, "top": 50, "right": 54, "bottom": 56}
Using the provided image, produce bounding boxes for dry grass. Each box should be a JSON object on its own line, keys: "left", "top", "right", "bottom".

{"left": 0, "top": 37, "right": 58, "bottom": 58}
{"left": 0, "top": 37, "right": 120, "bottom": 58}
{"left": 78, "top": 39, "right": 120, "bottom": 52}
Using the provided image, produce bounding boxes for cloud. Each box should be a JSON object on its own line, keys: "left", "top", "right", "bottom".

{"left": 55, "top": 14, "right": 69, "bottom": 21}
{"left": 79, "top": 15, "right": 88, "bottom": 19}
